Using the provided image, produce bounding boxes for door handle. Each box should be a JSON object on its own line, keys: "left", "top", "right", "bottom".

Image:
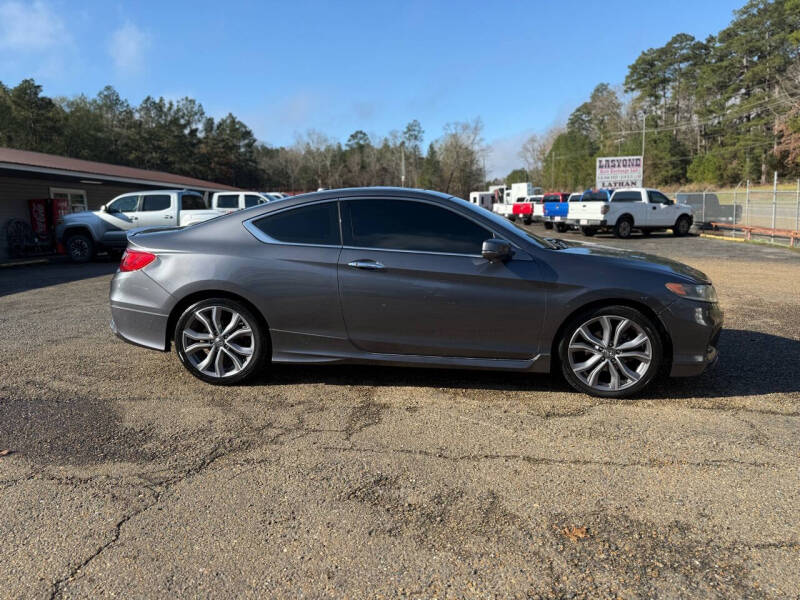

{"left": 164, "top": 215, "right": 174, "bottom": 219}
{"left": 348, "top": 260, "right": 385, "bottom": 271}
{"left": 652, "top": 206, "right": 657, "bottom": 210}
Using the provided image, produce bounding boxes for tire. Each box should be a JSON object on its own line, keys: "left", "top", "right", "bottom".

{"left": 65, "top": 233, "right": 94, "bottom": 263}
{"left": 544, "top": 222, "right": 554, "bottom": 230}
{"left": 556, "top": 223, "right": 568, "bottom": 233}
{"left": 673, "top": 215, "right": 691, "bottom": 237}
{"left": 613, "top": 217, "right": 633, "bottom": 239}
{"left": 174, "top": 298, "right": 268, "bottom": 385}
{"left": 523, "top": 217, "right": 532, "bottom": 225}
{"left": 581, "top": 227, "right": 596, "bottom": 237}
{"left": 558, "top": 305, "right": 663, "bottom": 398}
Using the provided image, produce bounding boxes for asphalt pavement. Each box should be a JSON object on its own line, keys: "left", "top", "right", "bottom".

{"left": 1, "top": 230, "right": 798, "bottom": 598}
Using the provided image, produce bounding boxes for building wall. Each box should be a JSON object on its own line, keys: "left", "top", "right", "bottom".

{"left": 0, "top": 173, "right": 164, "bottom": 259}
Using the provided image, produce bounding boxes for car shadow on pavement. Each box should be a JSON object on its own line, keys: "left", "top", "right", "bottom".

{"left": 257, "top": 328, "right": 800, "bottom": 400}
{"left": 647, "top": 328, "right": 800, "bottom": 400}
{"left": 0, "top": 258, "right": 118, "bottom": 297}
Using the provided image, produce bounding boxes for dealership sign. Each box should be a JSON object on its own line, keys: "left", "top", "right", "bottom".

{"left": 596, "top": 156, "right": 643, "bottom": 189}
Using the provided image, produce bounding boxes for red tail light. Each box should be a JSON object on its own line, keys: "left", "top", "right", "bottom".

{"left": 120, "top": 249, "right": 156, "bottom": 272}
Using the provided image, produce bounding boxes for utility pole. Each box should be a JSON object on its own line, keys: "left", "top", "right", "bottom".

{"left": 400, "top": 144, "right": 406, "bottom": 188}
{"left": 641, "top": 113, "right": 646, "bottom": 187}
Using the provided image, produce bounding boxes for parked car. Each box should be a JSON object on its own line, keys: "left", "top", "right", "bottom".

{"left": 261, "top": 192, "right": 289, "bottom": 201}
{"left": 56, "top": 190, "right": 221, "bottom": 262}
{"left": 542, "top": 192, "right": 571, "bottom": 231}
{"left": 110, "top": 187, "right": 722, "bottom": 398}
{"left": 567, "top": 188, "right": 693, "bottom": 238}
{"left": 211, "top": 192, "right": 272, "bottom": 213}
{"left": 511, "top": 194, "right": 544, "bottom": 225}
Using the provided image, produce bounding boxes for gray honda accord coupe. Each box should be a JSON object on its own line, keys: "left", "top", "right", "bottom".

{"left": 109, "top": 187, "right": 722, "bottom": 398}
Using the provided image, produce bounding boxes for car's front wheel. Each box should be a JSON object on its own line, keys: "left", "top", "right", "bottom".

{"left": 66, "top": 233, "right": 94, "bottom": 263}
{"left": 673, "top": 215, "right": 691, "bottom": 236}
{"left": 174, "top": 298, "right": 267, "bottom": 385}
{"left": 558, "top": 305, "right": 663, "bottom": 398}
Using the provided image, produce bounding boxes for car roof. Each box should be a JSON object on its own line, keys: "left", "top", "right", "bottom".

{"left": 275, "top": 186, "right": 454, "bottom": 204}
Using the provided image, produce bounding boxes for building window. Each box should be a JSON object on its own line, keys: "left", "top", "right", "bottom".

{"left": 50, "top": 188, "right": 88, "bottom": 213}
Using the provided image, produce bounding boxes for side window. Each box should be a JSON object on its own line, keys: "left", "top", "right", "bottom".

{"left": 244, "top": 194, "right": 264, "bottom": 208}
{"left": 141, "top": 194, "right": 171, "bottom": 211}
{"left": 251, "top": 201, "right": 340, "bottom": 246}
{"left": 343, "top": 199, "right": 491, "bottom": 255}
{"left": 181, "top": 195, "right": 207, "bottom": 210}
{"left": 107, "top": 195, "right": 139, "bottom": 213}
{"left": 216, "top": 194, "right": 239, "bottom": 209}
{"left": 649, "top": 191, "right": 672, "bottom": 204}
{"left": 612, "top": 191, "right": 641, "bottom": 203}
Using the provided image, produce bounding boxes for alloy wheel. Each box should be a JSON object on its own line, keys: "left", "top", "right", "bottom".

{"left": 181, "top": 305, "right": 255, "bottom": 378}
{"left": 567, "top": 315, "right": 653, "bottom": 392}
{"left": 69, "top": 238, "right": 89, "bottom": 259}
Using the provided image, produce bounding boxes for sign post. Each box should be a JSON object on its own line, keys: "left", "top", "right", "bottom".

{"left": 596, "top": 156, "right": 643, "bottom": 190}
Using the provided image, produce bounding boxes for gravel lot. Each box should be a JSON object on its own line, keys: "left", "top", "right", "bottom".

{"left": 1, "top": 231, "right": 798, "bottom": 599}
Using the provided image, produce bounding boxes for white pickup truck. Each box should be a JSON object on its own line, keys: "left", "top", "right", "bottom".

{"left": 567, "top": 188, "right": 694, "bottom": 238}
{"left": 211, "top": 191, "right": 273, "bottom": 213}
{"left": 56, "top": 189, "right": 223, "bottom": 262}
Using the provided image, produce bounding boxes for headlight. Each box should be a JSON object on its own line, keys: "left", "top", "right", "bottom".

{"left": 665, "top": 282, "right": 718, "bottom": 303}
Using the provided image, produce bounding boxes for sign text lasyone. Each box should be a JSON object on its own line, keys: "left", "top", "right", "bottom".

{"left": 596, "top": 156, "right": 643, "bottom": 189}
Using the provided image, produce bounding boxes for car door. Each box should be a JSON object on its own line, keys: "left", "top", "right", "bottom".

{"left": 646, "top": 190, "right": 678, "bottom": 226}
{"left": 100, "top": 194, "right": 140, "bottom": 244}
{"left": 337, "top": 196, "right": 546, "bottom": 359}
{"left": 242, "top": 200, "right": 346, "bottom": 347}
{"left": 136, "top": 193, "right": 175, "bottom": 227}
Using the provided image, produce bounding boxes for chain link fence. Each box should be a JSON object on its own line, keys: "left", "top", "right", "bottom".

{"left": 674, "top": 178, "right": 800, "bottom": 245}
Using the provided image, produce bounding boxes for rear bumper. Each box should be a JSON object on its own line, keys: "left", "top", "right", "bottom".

{"left": 567, "top": 219, "right": 606, "bottom": 227}
{"left": 661, "top": 299, "right": 724, "bottom": 377}
{"left": 109, "top": 269, "right": 173, "bottom": 351}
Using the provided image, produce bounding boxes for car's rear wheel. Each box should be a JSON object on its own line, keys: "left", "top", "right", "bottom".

{"left": 580, "top": 227, "right": 596, "bottom": 237}
{"left": 613, "top": 217, "right": 633, "bottom": 239}
{"left": 544, "top": 221, "right": 554, "bottom": 230}
{"left": 66, "top": 233, "right": 94, "bottom": 263}
{"left": 556, "top": 223, "right": 568, "bottom": 233}
{"left": 174, "top": 298, "right": 267, "bottom": 385}
{"left": 559, "top": 305, "right": 663, "bottom": 398}
{"left": 673, "top": 215, "right": 691, "bottom": 236}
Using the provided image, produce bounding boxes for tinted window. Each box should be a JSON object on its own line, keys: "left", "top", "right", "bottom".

{"left": 612, "top": 191, "right": 642, "bottom": 202}
{"left": 580, "top": 191, "right": 609, "bottom": 202}
{"left": 245, "top": 194, "right": 265, "bottom": 208}
{"left": 181, "top": 195, "right": 207, "bottom": 210}
{"left": 543, "top": 194, "right": 562, "bottom": 202}
{"left": 253, "top": 201, "right": 340, "bottom": 245}
{"left": 108, "top": 195, "right": 138, "bottom": 213}
{"left": 141, "top": 194, "right": 171, "bottom": 211}
{"left": 649, "top": 191, "right": 671, "bottom": 204}
{"left": 216, "top": 194, "right": 239, "bottom": 209}
{"left": 343, "top": 199, "right": 491, "bottom": 255}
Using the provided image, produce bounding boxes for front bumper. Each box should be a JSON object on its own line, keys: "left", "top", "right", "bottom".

{"left": 109, "top": 269, "right": 174, "bottom": 351}
{"left": 660, "top": 299, "right": 723, "bottom": 377}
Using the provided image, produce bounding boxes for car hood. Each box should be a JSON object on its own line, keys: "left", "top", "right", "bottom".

{"left": 61, "top": 211, "right": 100, "bottom": 223}
{"left": 558, "top": 242, "right": 710, "bottom": 283}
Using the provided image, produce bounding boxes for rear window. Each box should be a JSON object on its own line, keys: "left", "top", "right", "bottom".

{"left": 581, "top": 191, "right": 610, "bottom": 202}
{"left": 181, "top": 195, "right": 207, "bottom": 210}
{"left": 245, "top": 194, "right": 265, "bottom": 208}
{"left": 141, "top": 194, "right": 171, "bottom": 211}
{"left": 216, "top": 194, "right": 239, "bottom": 209}
{"left": 611, "top": 191, "right": 642, "bottom": 203}
{"left": 543, "top": 195, "right": 563, "bottom": 202}
{"left": 252, "top": 201, "right": 340, "bottom": 246}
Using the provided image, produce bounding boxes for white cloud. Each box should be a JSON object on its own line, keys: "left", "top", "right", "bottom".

{"left": 108, "top": 21, "right": 150, "bottom": 76}
{"left": 486, "top": 130, "right": 534, "bottom": 179}
{"left": 0, "top": 0, "right": 68, "bottom": 52}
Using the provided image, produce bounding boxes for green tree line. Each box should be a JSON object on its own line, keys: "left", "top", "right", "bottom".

{"left": 516, "top": 0, "right": 800, "bottom": 190}
{"left": 0, "top": 80, "right": 486, "bottom": 198}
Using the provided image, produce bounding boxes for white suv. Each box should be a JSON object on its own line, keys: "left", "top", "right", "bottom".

{"left": 567, "top": 188, "right": 693, "bottom": 238}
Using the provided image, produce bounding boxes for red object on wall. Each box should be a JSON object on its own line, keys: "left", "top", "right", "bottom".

{"left": 51, "top": 196, "right": 69, "bottom": 224}
{"left": 28, "top": 198, "right": 49, "bottom": 238}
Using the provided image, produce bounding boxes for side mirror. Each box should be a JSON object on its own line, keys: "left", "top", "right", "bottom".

{"left": 482, "top": 239, "right": 512, "bottom": 263}
{"left": 99, "top": 204, "right": 107, "bottom": 212}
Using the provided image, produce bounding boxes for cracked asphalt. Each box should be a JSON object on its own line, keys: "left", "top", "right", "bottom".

{"left": 1, "top": 230, "right": 798, "bottom": 599}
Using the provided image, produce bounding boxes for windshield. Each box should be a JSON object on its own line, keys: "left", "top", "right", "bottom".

{"left": 448, "top": 196, "right": 558, "bottom": 250}
{"left": 581, "top": 191, "right": 609, "bottom": 202}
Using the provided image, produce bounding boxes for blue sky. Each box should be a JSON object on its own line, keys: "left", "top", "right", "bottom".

{"left": 1, "top": 0, "right": 744, "bottom": 176}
